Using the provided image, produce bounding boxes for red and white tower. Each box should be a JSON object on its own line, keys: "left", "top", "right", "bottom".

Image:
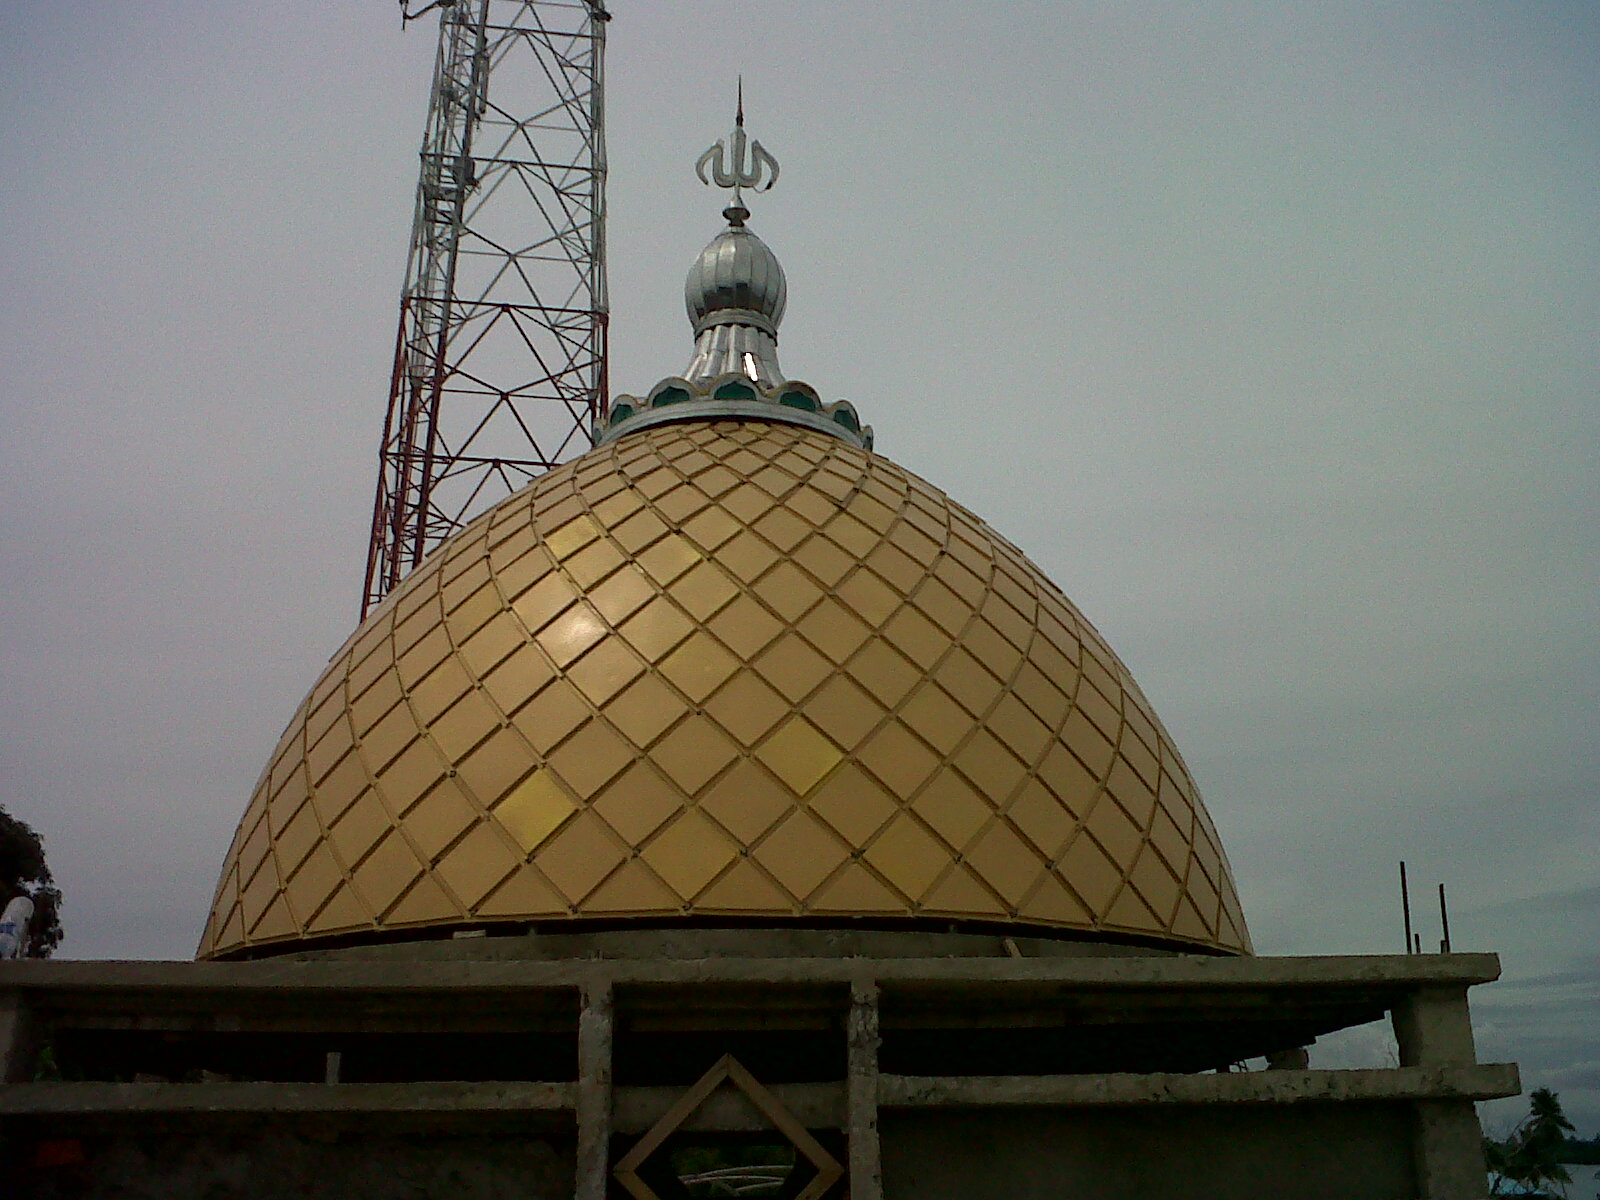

{"left": 364, "top": 0, "right": 610, "bottom": 617}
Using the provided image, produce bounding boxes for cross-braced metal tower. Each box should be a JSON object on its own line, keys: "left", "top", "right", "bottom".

{"left": 364, "top": 0, "right": 610, "bottom": 617}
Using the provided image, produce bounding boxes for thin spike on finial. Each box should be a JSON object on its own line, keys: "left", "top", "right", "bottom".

{"left": 736, "top": 77, "right": 744, "bottom": 126}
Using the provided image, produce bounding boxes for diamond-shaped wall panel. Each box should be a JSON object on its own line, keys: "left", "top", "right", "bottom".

{"left": 199, "top": 420, "right": 1250, "bottom": 958}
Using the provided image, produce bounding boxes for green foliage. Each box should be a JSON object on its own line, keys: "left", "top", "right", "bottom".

{"left": 1487, "top": 1088, "right": 1577, "bottom": 1196}
{"left": 0, "top": 804, "right": 63, "bottom": 957}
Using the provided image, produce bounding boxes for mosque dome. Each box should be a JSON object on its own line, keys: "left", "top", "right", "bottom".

{"left": 199, "top": 112, "right": 1250, "bottom": 961}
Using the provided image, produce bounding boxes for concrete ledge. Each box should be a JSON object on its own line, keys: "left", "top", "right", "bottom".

{"left": 0, "top": 1080, "right": 575, "bottom": 1116}
{"left": 0, "top": 952, "right": 1503, "bottom": 996}
{"left": 879, "top": 1064, "right": 1521, "bottom": 1108}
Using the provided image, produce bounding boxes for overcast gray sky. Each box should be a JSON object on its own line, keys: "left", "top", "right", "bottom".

{"left": 2, "top": 1, "right": 1595, "bottom": 1132}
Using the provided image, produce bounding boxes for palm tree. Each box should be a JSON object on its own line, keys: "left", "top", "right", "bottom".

{"left": 1490, "top": 1088, "right": 1576, "bottom": 1197}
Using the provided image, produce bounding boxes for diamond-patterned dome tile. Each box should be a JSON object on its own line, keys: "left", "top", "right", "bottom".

{"left": 200, "top": 420, "right": 1250, "bottom": 958}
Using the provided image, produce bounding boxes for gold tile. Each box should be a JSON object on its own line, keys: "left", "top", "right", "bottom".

{"left": 640, "top": 809, "right": 738, "bottom": 901}
{"left": 635, "top": 532, "right": 701, "bottom": 586}
{"left": 374, "top": 736, "right": 449, "bottom": 806}
{"left": 706, "top": 594, "right": 786, "bottom": 661}
{"left": 459, "top": 614, "right": 525, "bottom": 680}
{"left": 832, "top": 567, "right": 901, "bottom": 629}
{"left": 659, "top": 630, "right": 741, "bottom": 703}
{"left": 805, "top": 675, "right": 886, "bottom": 752}
{"left": 588, "top": 563, "right": 657, "bottom": 627}
{"left": 698, "top": 759, "right": 796, "bottom": 843}
{"left": 1018, "top": 872, "right": 1092, "bottom": 926}
{"left": 1060, "top": 710, "right": 1116, "bottom": 776}
{"left": 863, "top": 816, "right": 950, "bottom": 903}
{"left": 654, "top": 483, "right": 710, "bottom": 524}
{"left": 963, "top": 822, "right": 1046, "bottom": 907}
{"left": 400, "top": 781, "right": 479, "bottom": 862}
{"left": 755, "top": 716, "right": 842, "bottom": 795}
{"left": 715, "top": 531, "right": 781, "bottom": 583}
{"left": 433, "top": 820, "right": 521, "bottom": 908}
{"left": 1055, "top": 832, "right": 1122, "bottom": 914}
{"left": 542, "top": 513, "right": 603, "bottom": 560}
{"left": 962, "top": 620, "right": 1023, "bottom": 683}
{"left": 532, "top": 811, "right": 623, "bottom": 905}
{"left": 931, "top": 648, "right": 1002, "bottom": 718}
{"left": 534, "top": 603, "right": 609, "bottom": 669}
{"left": 604, "top": 672, "right": 684, "bottom": 749}
{"left": 544, "top": 718, "right": 633, "bottom": 798}
{"left": 789, "top": 535, "right": 854, "bottom": 589}
{"left": 844, "top": 638, "right": 921, "bottom": 708}
{"left": 680, "top": 504, "right": 741, "bottom": 552}
{"left": 612, "top": 507, "right": 670, "bottom": 555}
{"left": 271, "top": 801, "right": 321, "bottom": 878}
{"left": 328, "top": 799, "right": 390, "bottom": 867}
{"left": 749, "top": 560, "right": 818, "bottom": 621}
{"left": 1147, "top": 805, "right": 1191, "bottom": 877}
{"left": 350, "top": 830, "right": 421, "bottom": 917}
{"left": 1086, "top": 798, "right": 1143, "bottom": 867}
{"left": 820, "top": 511, "right": 876, "bottom": 557}
{"left": 408, "top": 657, "right": 474, "bottom": 724}
{"left": 286, "top": 844, "right": 344, "bottom": 918}
{"left": 618, "top": 596, "right": 695, "bottom": 663}
{"left": 908, "top": 577, "right": 968, "bottom": 637}
{"left": 445, "top": 581, "right": 501, "bottom": 642}
{"left": 1005, "top": 780, "right": 1076, "bottom": 860}
{"left": 898, "top": 682, "right": 971, "bottom": 756}
{"left": 845, "top": 492, "right": 895, "bottom": 533}
{"left": 807, "top": 862, "right": 905, "bottom": 912}
{"left": 980, "top": 592, "right": 1034, "bottom": 652}
{"left": 563, "top": 537, "right": 626, "bottom": 590}
{"left": 719, "top": 481, "right": 778, "bottom": 524}
{"left": 385, "top": 875, "right": 460, "bottom": 926}
{"left": 479, "top": 645, "right": 556, "bottom": 716}
{"left": 752, "top": 810, "right": 850, "bottom": 901}
{"left": 918, "top": 865, "right": 1007, "bottom": 916}
{"left": 306, "top": 884, "right": 371, "bottom": 935}
{"left": 356, "top": 703, "right": 419, "bottom": 773}
{"left": 581, "top": 858, "right": 681, "bottom": 913}
{"left": 349, "top": 672, "right": 405, "bottom": 738}
{"left": 753, "top": 506, "right": 810, "bottom": 552}
{"left": 753, "top": 634, "right": 833, "bottom": 704}
{"left": 701, "top": 671, "right": 790, "bottom": 748}
{"left": 1012, "top": 662, "right": 1071, "bottom": 732}
{"left": 591, "top": 761, "right": 685, "bottom": 847}
{"left": 429, "top": 691, "right": 502, "bottom": 761}
{"left": 648, "top": 714, "right": 739, "bottom": 794}
{"left": 672, "top": 560, "right": 740, "bottom": 619}
{"left": 492, "top": 767, "right": 577, "bottom": 853}
{"left": 510, "top": 679, "right": 592, "bottom": 754}
{"left": 697, "top": 859, "right": 796, "bottom": 913}
{"left": 566, "top": 637, "right": 644, "bottom": 707}
{"left": 911, "top": 770, "right": 992, "bottom": 852}
{"left": 865, "top": 541, "right": 925, "bottom": 595}
{"left": 988, "top": 693, "right": 1053, "bottom": 767}
{"left": 796, "top": 597, "right": 873, "bottom": 665}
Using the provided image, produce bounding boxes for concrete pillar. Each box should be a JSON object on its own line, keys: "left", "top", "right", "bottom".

{"left": 847, "top": 982, "right": 883, "bottom": 1200}
{"left": 576, "top": 981, "right": 614, "bottom": 1200}
{"left": 1393, "top": 986, "right": 1477, "bottom": 1068}
{"left": 1413, "top": 1099, "right": 1491, "bottom": 1200}
{"left": 0, "top": 990, "right": 35, "bottom": 1083}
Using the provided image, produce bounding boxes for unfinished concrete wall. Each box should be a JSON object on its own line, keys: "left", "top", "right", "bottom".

{"left": 881, "top": 1104, "right": 1420, "bottom": 1200}
{"left": 18, "top": 1129, "right": 573, "bottom": 1200}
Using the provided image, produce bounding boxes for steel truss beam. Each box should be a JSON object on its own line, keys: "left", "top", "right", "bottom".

{"left": 364, "top": 0, "right": 609, "bottom": 617}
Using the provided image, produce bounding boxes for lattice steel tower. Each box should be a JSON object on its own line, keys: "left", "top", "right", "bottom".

{"left": 364, "top": 0, "right": 610, "bottom": 616}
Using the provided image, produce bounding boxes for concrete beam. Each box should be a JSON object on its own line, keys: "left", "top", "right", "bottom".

{"left": 0, "top": 989, "right": 35, "bottom": 1083}
{"left": 575, "top": 981, "right": 613, "bottom": 1200}
{"left": 613, "top": 1082, "right": 844, "bottom": 1134}
{"left": 0, "top": 1080, "right": 574, "bottom": 1116}
{"left": 0, "top": 952, "right": 1504, "bottom": 996}
{"left": 1394, "top": 985, "right": 1479, "bottom": 1068}
{"left": 879, "top": 1064, "right": 1520, "bottom": 1109}
{"left": 848, "top": 983, "right": 883, "bottom": 1200}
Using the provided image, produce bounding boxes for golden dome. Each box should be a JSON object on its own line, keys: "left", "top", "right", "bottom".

{"left": 200, "top": 420, "right": 1249, "bottom": 958}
